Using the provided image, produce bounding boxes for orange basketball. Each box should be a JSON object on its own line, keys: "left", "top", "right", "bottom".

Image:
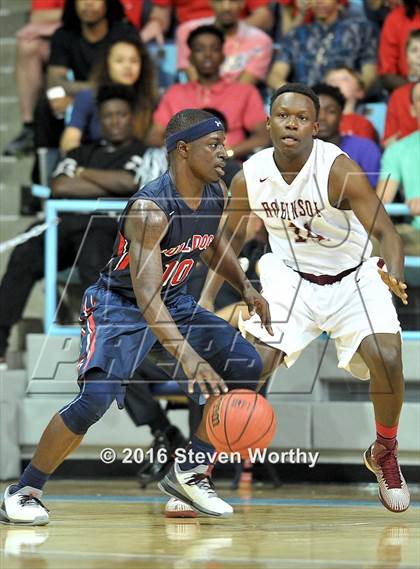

{"left": 206, "top": 389, "right": 277, "bottom": 458}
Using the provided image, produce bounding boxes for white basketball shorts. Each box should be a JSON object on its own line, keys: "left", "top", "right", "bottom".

{"left": 242, "top": 254, "right": 401, "bottom": 380}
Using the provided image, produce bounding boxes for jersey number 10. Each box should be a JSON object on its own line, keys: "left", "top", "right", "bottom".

{"left": 162, "top": 259, "right": 195, "bottom": 287}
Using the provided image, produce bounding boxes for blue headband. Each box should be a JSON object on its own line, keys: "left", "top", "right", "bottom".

{"left": 166, "top": 117, "right": 225, "bottom": 153}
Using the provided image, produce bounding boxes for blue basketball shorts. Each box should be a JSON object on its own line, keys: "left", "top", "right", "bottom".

{"left": 77, "top": 281, "right": 262, "bottom": 405}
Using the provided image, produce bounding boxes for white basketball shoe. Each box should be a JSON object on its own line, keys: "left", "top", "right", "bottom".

{"left": 158, "top": 463, "right": 233, "bottom": 517}
{"left": 0, "top": 485, "right": 49, "bottom": 525}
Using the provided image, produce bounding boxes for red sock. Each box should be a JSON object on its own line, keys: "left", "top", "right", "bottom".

{"left": 376, "top": 420, "right": 398, "bottom": 450}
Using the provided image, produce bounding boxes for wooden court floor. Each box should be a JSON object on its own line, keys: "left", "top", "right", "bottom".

{"left": 1, "top": 480, "right": 419, "bottom": 569}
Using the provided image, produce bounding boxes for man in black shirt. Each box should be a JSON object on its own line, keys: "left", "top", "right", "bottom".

{"left": 0, "top": 84, "right": 166, "bottom": 367}
{"left": 34, "top": 0, "right": 138, "bottom": 150}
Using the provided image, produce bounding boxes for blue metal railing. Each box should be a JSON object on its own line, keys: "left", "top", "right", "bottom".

{"left": 43, "top": 199, "right": 419, "bottom": 337}
{"left": 44, "top": 199, "right": 127, "bottom": 335}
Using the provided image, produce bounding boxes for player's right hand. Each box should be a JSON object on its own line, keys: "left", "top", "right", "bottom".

{"left": 181, "top": 355, "right": 228, "bottom": 400}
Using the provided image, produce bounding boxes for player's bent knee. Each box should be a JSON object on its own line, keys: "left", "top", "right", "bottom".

{"left": 59, "top": 382, "right": 117, "bottom": 435}
{"left": 365, "top": 342, "right": 402, "bottom": 377}
{"left": 373, "top": 354, "right": 403, "bottom": 381}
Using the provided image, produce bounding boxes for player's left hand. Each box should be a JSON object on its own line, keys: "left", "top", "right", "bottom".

{"left": 242, "top": 284, "right": 273, "bottom": 336}
{"left": 378, "top": 270, "right": 408, "bottom": 305}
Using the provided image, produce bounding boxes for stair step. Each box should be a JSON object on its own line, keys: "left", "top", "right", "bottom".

{"left": 0, "top": 154, "right": 32, "bottom": 183}
{"left": 0, "top": 98, "right": 21, "bottom": 135}
{"left": 26, "top": 333, "right": 80, "bottom": 385}
{"left": 0, "top": 40, "right": 17, "bottom": 67}
{"left": 1, "top": 66, "right": 17, "bottom": 96}
{"left": 0, "top": 12, "right": 27, "bottom": 36}
{"left": 0, "top": 1, "right": 29, "bottom": 13}
{"left": 0, "top": 186, "right": 22, "bottom": 217}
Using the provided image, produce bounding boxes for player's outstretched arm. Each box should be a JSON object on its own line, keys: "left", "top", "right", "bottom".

{"left": 200, "top": 172, "right": 250, "bottom": 310}
{"left": 330, "top": 155, "right": 408, "bottom": 305}
{"left": 125, "top": 199, "right": 228, "bottom": 398}
{"left": 200, "top": 173, "right": 273, "bottom": 335}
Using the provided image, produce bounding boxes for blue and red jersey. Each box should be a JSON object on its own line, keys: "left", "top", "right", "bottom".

{"left": 100, "top": 171, "right": 225, "bottom": 304}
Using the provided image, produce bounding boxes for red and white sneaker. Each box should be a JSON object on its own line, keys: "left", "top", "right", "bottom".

{"left": 164, "top": 497, "right": 198, "bottom": 518}
{"left": 364, "top": 442, "right": 410, "bottom": 513}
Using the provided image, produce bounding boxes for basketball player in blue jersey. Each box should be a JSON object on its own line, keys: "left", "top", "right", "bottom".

{"left": 1, "top": 109, "right": 272, "bottom": 525}
{"left": 201, "top": 83, "right": 411, "bottom": 513}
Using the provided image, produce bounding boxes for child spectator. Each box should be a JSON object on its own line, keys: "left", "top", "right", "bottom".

{"left": 325, "top": 66, "right": 377, "bottom": 140}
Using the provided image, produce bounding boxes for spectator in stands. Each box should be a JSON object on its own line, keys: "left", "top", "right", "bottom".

{"left": 325, "top": 66, "right": 377, "bottom": 140}
{"left": 377, "top": 82, "right": 420, "bottom": 255}
{"left": 176, "top": 0, "right": 273, "bottom": 82}
{"left": 267, "top": 0, "right": 378, "bottom": 91}
{"left": 150, "top": 25, "right": 269, "bottom": 159}
{"left": 60, "top": 38, "right": 157, "bottom": 153}
{"left": 313, "top": 83, "right": 381, "bottom": 187}
{"left": 383, "top": 30, "right": 420, "bottom": 145}
{"left": 0, "top": 85, "right": 166, "bottom": 369}
{"left": 3, "top": 1, "right": 63, "bottom": 157}
{"left": 378, "top": 0, "right": 420, "bottom": 92}
{"left": 34, "top": 0, "right": 138, "bottom": 151}
{"left": 140, "top": 0, "right": 273, "bottom": 45}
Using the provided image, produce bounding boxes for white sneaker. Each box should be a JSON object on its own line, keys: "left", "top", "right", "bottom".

{"left": 158, "top": 463, "right": 233, "bottom": 517}
{"left": 165, "top": 497, "right": 198, "bottom": 518}
{"left": 0, "top": 485, "right": 49, "bottom": 525}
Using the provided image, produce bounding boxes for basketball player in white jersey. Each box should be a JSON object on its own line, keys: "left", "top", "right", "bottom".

{"left": 200, "top": 83, "right": 410, "bottom": 513}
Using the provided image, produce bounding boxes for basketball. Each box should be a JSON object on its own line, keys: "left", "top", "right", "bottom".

{"left": 206, "top": 389, "right": 277, "bottom": 457}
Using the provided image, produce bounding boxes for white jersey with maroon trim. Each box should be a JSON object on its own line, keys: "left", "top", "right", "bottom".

{"left": 242, "top": 139, "right": 372, "bottom": 276}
